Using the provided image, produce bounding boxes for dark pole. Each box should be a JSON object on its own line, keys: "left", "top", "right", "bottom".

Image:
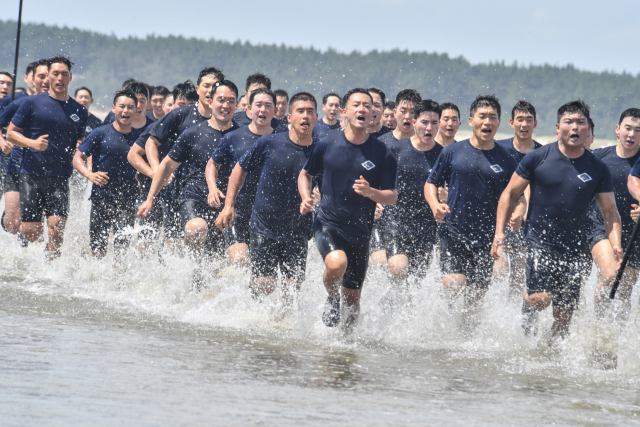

{"left": 610, "top": 218, "right": 640, "bottom": 299}
{"left": 11, "top": 0, "right": 24, "bottom": 102}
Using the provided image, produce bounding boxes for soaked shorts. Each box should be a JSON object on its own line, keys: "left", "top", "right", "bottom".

{"left": 384, "top": 227, "right": 435, "bottom": 277}
{"left": 4, "top": 171, "right": 19, "bottom": 193}
{"left": 439, "top": 230, "right": 494, "bottom": 289}
{"left": 19, "top": 174, "right": 69, "bottom": 222}
{"left": 369, "top": 220, "right": 386, "bottom": 253}
{"left": 250, "top": 233, "right": 307, "bottom": 281}
{"left": 526, "top": 242, "right": 591, "bottom": 309}
{"left": 315, "top": 227, "right": 369, "bottom": 290}
{"left": 180, "top": 199, "right": 225, "bottom": 257}
{"left": 90, "top": 200, "right": 136, "bottom": 254}
{"left": 223, "top": 214, "right": 250, "bottom": 247}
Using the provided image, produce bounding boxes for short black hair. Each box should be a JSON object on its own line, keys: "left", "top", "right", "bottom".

{"left": 210, "top": 80, "right": 239, "bottom": 99}
{"left": 113, "top": 90, "right": 138, "bottom": 106}
{"left": 341, "top": 88, "right": 373, "bottom": 109}
{"left": 238, "top": 94, "right": 245, "bottom": 101}
{"left": 25, "top": 61, "right": 38, "bottom": 76}
{"left": 384, "top": 101, "right": 395, "bottom": 111}
{"left": 172, "top": 80, "right": 198, "bottom": 103}
{"left": 249, "top": 87, "right": 276, "bottom": 105}
{"left": 414, "top": 99, "right": 442, "bottom": 120}
{"left": 289, "top": 92, "right": 317, "bottom": 111}
{"left": 556, "top": 100, "right": 590, "bottom": 123}
{"left": 439, "top": 102, "right": 460, "bottom": 119}
{"left": 0, "top": 71, "right": 14, "bottom": 81}
{"left": 395, "top": 89, "right": 421, "bottom": 106}
{"left": 368, "top": 87, "right": 386, "bottom": 106}
{"left": 197, "top": 67, "right": 224, "bottom": 86}
{"left": 48, "top": 55, "right": 74, "bottom": 71}
{"left": 152, "top": 85, "right": 170, "bottom": 98}
{"left": 74, "top": 86, "right": 93, "bottom": 98}
{"left": 245, "top": 73, "right": 271, "bottom": 92}
{"left": 35, "top": 58, "right": 50, "bottom": 70}
{"left": 470, "top": 94, "right": 501, "bottom": 119}
{"left": 322, "top": 92, "right": 340, "bottom": 105}
{"left": 619, "top": 108, "right": 640, "bottom": 125}
{"left": 588, "top": 117, "right": 595, "bottom": 136}
{"left": 122, "top": 78, "right": 136, "bottom": 89}
{"left": 274, "top": 89, "right": 289, "bottom": 101}
{"left": 511, "top": 100, "right": 536, "bottom": 121}
{"left": 127, "top": 81, "right": 150, "bottom": 100}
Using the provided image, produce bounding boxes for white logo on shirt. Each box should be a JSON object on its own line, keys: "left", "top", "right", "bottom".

{"left": 362, "top": 160, "right": 376, "bottom": 170}
{"left": 577, "top": 173, "right": 592, "bottom": 182}
{"left": 490, "top": 164, "right": 504, "bottom": 173}
{"left": 70, "top": 114, "right": 80, "bottom": 122}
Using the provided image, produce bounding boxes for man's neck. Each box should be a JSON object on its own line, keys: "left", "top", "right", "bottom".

{"left": 153, "top": 110, "right": 165, "bottom": 120}
{"left": 616, "top": 142, "right": 640, "bottom": 159}
{"left": 410, "top": 134, "right": 434, "bottom": 151}
{"left": 132, "top": 114, "right": 146, "bottom": 129}
{"left": 513, "top": 135, "right": 536, "bottom": 153}
{"left": 249, "top": 122, "right": 272, "bottom": 136}
{"left": 469, "top": 135, "right": 495, "bottom": 150}
{"left": 393, "top": 127, "right": 413, "bottom": 140}
{"left": 558, "top": 140, "right": 585, "bottom": 159}
{"left": 113, "top": 121, "right": 132, "bottom": 134}
{"left": 367, "top": 121, "right": 382, "bottom": 134}
{"left": 344, "top": 125, "right": 369, "bottom": 145}
{"left": 48, "top": 89, "right": 68, "bottom": 102}
{"left": 27, "top": 88, "right": 36, "bottom": 96}
{"left": 197, "top": 101, "right": 212, "bottom": 118}
{"left": 435, "top": 134, "right": 455, "bottom": 147}
{"left": 323, "top": 116, "right": 337, "bottom": 126}
{"left": 209, "top": 117, "right": 233, "bottom": 131}
{"left": 289, "top": 128, "right": 313, "bottom": 146}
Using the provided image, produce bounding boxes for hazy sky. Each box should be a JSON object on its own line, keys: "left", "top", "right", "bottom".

{"left": 5, "top": 0, "right": 638, "bottom": 75}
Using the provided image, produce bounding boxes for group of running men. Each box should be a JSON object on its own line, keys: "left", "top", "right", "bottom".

{"left": 2, "top": 58, "right": 640, "bottom": 342}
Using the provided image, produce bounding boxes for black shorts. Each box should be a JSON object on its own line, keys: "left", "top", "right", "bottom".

{"left": 161, "top": 191, "right": 183, "bottom": 239}
{"left": 315, "top": 227, "right": 369, "bottom": 290}
{"left": 505, "top": 224, "right": 527, "bottom": 248}
{"left": 4, "top": 171, "right": 19, "bottom": 193}
{"left": 180, "top": 199, "right": 225, "bottom": 257}
{"left": 439, "top": 230, "right": 494, "bottom": 289}
{"left": 90, "top": 201, "right": 136, "bottom": 253}
{"left": 250, "top": 233, "right": 307, "bottom": 281}
{"left": 224, "top": 214, "right": 251, "bottom": 247}
{"left": 526, "top": 242, "right": 590, "bottom": 309}
{"left": 369, "top": 220, "right": 386, "bottom": 253}
{"left": 19, "top": 174, "right": 70, "bottom": 222}
{"left": 384, "top": 227, "right": 435, "bottom": 277}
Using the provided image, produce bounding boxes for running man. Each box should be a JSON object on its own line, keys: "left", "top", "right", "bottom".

{"left": 274, "top": 89, "right": 289, "bottom": 127}
{"left": 217, "top": 92, "right": 317, "bottom": 304}
{"left": 425, "top": 95, "right": 518, "bottom": 335}
{"left": 379, "top": 89, "right": 422, "bottom": 144}
{"left": 381, "top": 101, "right": 396, "bottom": 129}
{"left": 74, "top": 87, "right": 102, "bottom": 134}
{"left": 298, "top": 88, "right": 398, "bottom": 330}
{"left": 6, "top": 56, "right": 88, "bottom": 259}
{"left": 492, "top": 100, "right": 621, "bottom": 340}
{"left": 312, "top": 93, "right": 341, "bottom": 140}
{"left": 232, "top": 73, "right": 288, "bottom": 133}
{"left": 148, "top": 86, "right": 169, "bottom": 121}
{"left": 435, "top": 102, "right": 461, "bottom": 147}
{"left": 0, "top": 62, "right": 36, "bottom": 108}
{"left": 367, "top": 88, "right": 392, "bottom": 139}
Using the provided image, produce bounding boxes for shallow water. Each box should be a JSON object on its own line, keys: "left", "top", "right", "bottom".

{"left": 2, "top": 192, "right": 640, "bottom": 426}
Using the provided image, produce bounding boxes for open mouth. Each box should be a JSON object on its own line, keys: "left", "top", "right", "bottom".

{"left": 356, "top": 114, "right": 366, "bottom": 124}
{"left": 569, "top": 133, "right": 579, "bottom": 141}
{"left": 300, "top": 122, "right": 309, "bottom": 130}
{"left": 121, "top": 115, "right": 131, "bottom": 120}
{"left": 424, "top": 132, "right": 432, "bottom": 139}
{"left": 481, "top": 129, "right": 491, "bottom": 136}
{"left": 402, "top": 120, "right": 411, "bottom": 129}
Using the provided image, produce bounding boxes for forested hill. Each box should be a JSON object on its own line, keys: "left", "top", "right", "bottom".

{"left": 1, "top": 20, "right": 639, "bottom": 137}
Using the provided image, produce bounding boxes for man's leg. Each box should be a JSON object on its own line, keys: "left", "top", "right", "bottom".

{"left": 3, "top": 191, "right": 21, "bottom": 234}
{"left": 45, "top": 215, "right": 67, "bottom": 259}
{"left": 249, "top": 234, "right": 278, "bottom": 299}
{"left": 279, "top": 238, "right": 308, "bottom": 308}
{"left": 315, "top": 228, "right": 348, "bottom": 327}
{"left": 184, "top": 218, "right": 208, "bottom": 255}
{"left": 506, "top": 244, "right": 527, "bottom": 300}
{"left": 368, "top": 222, "right": 387, "bottom": 267}
{"left": 43, "top": 177, "right": 70, "bottom": 260}
{"left": 592, "top": 238, "right": 621, "bottom": 317}
{"left": 340, "top": 240, "right": 370, "bottom": 331}
{"left": 89, "top": 202, "right": 111, "bottom": 259}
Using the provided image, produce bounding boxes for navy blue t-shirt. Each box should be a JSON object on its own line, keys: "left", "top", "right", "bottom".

{"left": 77, "top": 124, "right": 141, "bottom": 204}
{"left": 0, "top": 91, "right": 28, "bottom": 109}
{"left": 132, "top": 121, "right": 159, "bottom": 191}
{"left": 239, "top": 132, "right": 314, "bottom": 241}
{"left": 378, "top": 131, "right": 399, "bottom": 145}
{"left": 102, "top": 111, "right": 115, "bottom": 125}
{"left": 369, "top": 126, "right": 392, "bottom": 140}
{"left": 232, "top": 110, "right": 288, "bottom": 133}
{"left": 103, "top": 112, "right": 155, "bottom": 132}
{"left": 0, "top": 94, "right": 30, "bottom": 172}
{"left": 304, "top": 132, "right": 398, "bottom": 244}
{"left": 312, "top": 120, "right": 341, "bottom": 140}
{"left": 168, "top": 121, "right": 238, "bottom": 206}
{"left": 516, "top": 142, "right": 613, "bottom": 251}
{"left": 211, "top": 125, "right": 275, "bottom": 219}
{"left": 12, "top": 92, "right": 88, "bottom": 176}
{"left": 496, "top": 137, "right": 543, "bottom": 164}
{"left": 150, "top": 103, "right": 208, "bottom": 161}
{"left": 589, "top": 145, "right": 640, "bottom": 245}
{"left": 85, "top": 113, "right": 103, "bottom": 136}
{"left": 387, "top": 138, "right": 443, "bottom": 237}
{"left": 427, "top": 139, "right": 517, "bottom": 247}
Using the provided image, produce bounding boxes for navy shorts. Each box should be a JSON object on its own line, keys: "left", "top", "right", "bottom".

{"left": 439, "top": 230, "right": 494, "bottom": 289}
{"left": 505, "top": 223, "right": 527, "bottom": 248}
{"left": 180, "top": 199, "right": 225, "bottom": 257}
{"left": 384, "top": 226, "right": 435, "bottom": 277}
{"left": 250, "top": 233, "right": 307, "bottom": 281}
{"left": 4, "top": 171, "right": 19, "bottom": 193}
{"left": 90, "top": 200, "right": 136, "bottom": 253}
{"left": 315, "top": 227, "right": 369, "bottom": 290}
{"left": 526, "top": 242, "right": 590, "bottom": 309}
{"left": 19, "top": 174, "right": 70, "bottom": 222}
{"left": 224, "top": 214, "right": 251, "bottom": 247}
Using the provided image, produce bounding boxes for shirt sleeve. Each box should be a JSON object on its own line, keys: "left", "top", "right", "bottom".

{"left": 515, "top": 150, "right": 536, "bottom": 181}
{"left": 77, "top": 128, "right": 101, "bottom": 157}
{"left": 238, "top": 137, "right": 267, "bottom": 172}
{"left": 630, "top": 155, "right": 640, "bottom": 179}
{"left": 378, "top": 146, "right": 398, "bottom": 190}
{"left": 426, "top": 149, "right": 450, "bottom": 187}
{"left": 303, "top": 141, "right": 327, "bottom": 176}
{"left": 596, "top": 162, "right": 614, "bottom": 194}
{"left": 149, "top": 110, "right": 178, "bottom": 145}
{"left": 211, "top": 135, "right": 230, "bottom": 164}
{"left": 168, "top": 131, "right": 190, "bottom": 163}
{"left": 0, "top": 102, "right": 18, "bottom": 128}
{"left": 10, "top": 97, "right": 33, "bottom": 129}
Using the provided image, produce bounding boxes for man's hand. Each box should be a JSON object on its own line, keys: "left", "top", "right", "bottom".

{"left": 0, "top": 136, "right": 13, "bottom": 155}
{"left": 438, "top": 186, "right": 448, "bottom": 203}
{"left": 374, "top": 203, "right": 384, "bottom": 220}
{"left": 509, "top": 212, "right": 524, "bottom": 232}
{"left": 31, "top": 134, "right": 49, "bottom": 151}
{"left": 208, "top": 187, "right": 225, "bottom": 208}
{"left": 631, "top": 204, "right": 640, "bottom": 223}
{"left": 216, "top": 206, "right": 235, "bottom": 231}
{"left": 300, "top": 196, "right": 315, "bottom": 215}
{"left": 312, "top": 187, "right": 321, "bottom": 204}
{"left": 431, "top": 202, "right": 450, "bottom": 223}
{"left": 90, "top": 171, "right": 109, "bottom": 186}
{"left": 353, "top": 175, "right": 373, "bottom": 198}
{"left": 490, "top": 233, "right": 506, "bottom": 260}
{"left": 137, "top": 199, "right": 153, "bottom": 219}
{"left": 613, "top": 244, "right": 624, "bottom": 269}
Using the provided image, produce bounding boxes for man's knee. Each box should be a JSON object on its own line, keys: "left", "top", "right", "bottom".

{"left": 185, "top": 218, "right": 208, "bottom": 236}
{"left": 526, "top": 291, "right": 552, "bottom": 310}
{"left": 20, "top": 222, "right": 43, "bottom": 242}
{"left": 325, "top": 250, "right": 347, "bottom": 275}
{"left": 387, "top": 254, "right": 409, "bottom": 277}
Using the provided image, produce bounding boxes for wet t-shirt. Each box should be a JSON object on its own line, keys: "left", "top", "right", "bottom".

{"left": 312, "top": 120, "right": 341, "bottom": 140}
{"left": 378, "top": 131, "right": 399, "bottom": 145}
{"left": 232, "top": 110, "right": 288, "bottom": 133}
{"left": 12, "top": 92, "right": 88, "bottom": 176}
{"left": 168, "top": 121, "right": 238, "bottom": 206}
{"left": 239, "top": 132, "right": 314, "bottom": 241}
{"left": 304, "top": 132, "right": 398, "bottom": 244}
{"left": 517, "top": 142, "right": 613, "bottom": 251}
{"left": 387, "top": 138, "right": 443, "bottom": 237}
{"left": 150, "top": 103, "right": 208, "bottom": 161}
{"left": 85, "top": 113, "right": 103, "bottom": 136}
{"left": 0, "top": 91, "right": 28, "bottom": 110}
{"left": 0, "top": 95, "right": 30, "bottom": 172}
{"left": 427, "top": 139, "right": 517, "bottom": 247}
{"left": 77, "top": 124, "right": 141, "bottom": 204}
{"left": 369, "top": 125, "right": 392, "bottom": 140}
{"left": 496, "top": 137, "right": 543, "bottom": 164}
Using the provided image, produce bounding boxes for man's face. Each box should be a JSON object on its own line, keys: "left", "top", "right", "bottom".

{"left": 439, "top": 109, "right": 460, "bottom": 139}
{"left": 238, "top": 97, "right": 247, "bottom": 112}
{"left": 510, "top": 111, "right": 537, "bottom": 140}
{"left": 322, "top": 96, "right": 340, "bottom": 121}
{"left": 75, "top": 89, "right": 93, "bottom": 110}
{"left": 275, "top": 96, "right": 288, "bottom": 119}
{"left": 369, "top": 92, "right": 383, "bottom": 126}
{"left": 0, "top": 74, "right": 14, "bottom": 98}
{"left": 48, "top": 63, "right": 72, "bottom": 95}
{"left": 112, "top": 95, "right": 136, "bottom": 127}
{"left": 414, "top": 111, "right": 440, "bottom": 144}
{"left": 340, "top": 93, "right": 373, "bottom": 131}
{"left": 150, "top": 95, "right": 164, "bottom": 114}
{"left": 288, "top": 100, "right": 318, "bottom": 136}
{"left": 24, "top": 71, "right": 36, "bottom": 93}
{"left": 164, "top": 95, "right": 174, "bottom": 113}
{"left": 33, "top": 65, "right": 49, "bottom": 93}
{"left": 381, "top": 108, "right": 396, "bottom": 128}
{"left": 556, "top": 112, "right": 589, "bottom": 148}
{"left": 208, "top": 86, "right": 237, "bottom": 124}
{"left": 173, "top": 95, "right": 192, "bottom": 109}
{"left": 134, "top": 94, "right": 148, "bottom": 118}
{"left": 469, "top": 107, "right": 500, "bottom": 143}
{"left": 247, "top": 93, "right": 275, "bottom": 126}
{"left": 395, "top": 101, "right": 415, "bottom": 133}
{"left": 617, "top": 117, "right": 640, "bottom": 151}
{"left": 197, "top": 75, "right": 218, "bottom": 104}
